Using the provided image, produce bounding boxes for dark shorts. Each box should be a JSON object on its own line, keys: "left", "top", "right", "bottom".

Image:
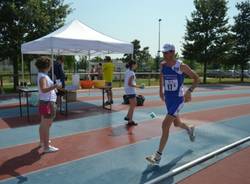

{"left": 105, "top": 82, "right": 112, "bottom": 87}
{"left": 127, "top": 94, "right": 136, "bottom": 99}
{"left": 39, "top": 100, "right": 57, "bottom": 120}
{"left": 105, "top": 82, "right": 112, "bottom": 92}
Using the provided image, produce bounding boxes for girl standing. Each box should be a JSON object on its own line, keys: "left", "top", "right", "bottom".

{"left": 36, "top": 56, "right": 60, "bottom": 153}
{"left": 124, "top": 60, "right": 139, "bottom": 126}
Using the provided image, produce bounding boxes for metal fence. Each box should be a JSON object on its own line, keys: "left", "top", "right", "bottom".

{"left": 1, "top": 70, "right": 249, "bottom": 91}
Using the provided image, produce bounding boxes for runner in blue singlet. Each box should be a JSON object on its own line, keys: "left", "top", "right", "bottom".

{"left": 146, "top": 43, "right": 200, "bottom": 165}
{"left": 162, "top": 59, "right": 185, "bottom": 117}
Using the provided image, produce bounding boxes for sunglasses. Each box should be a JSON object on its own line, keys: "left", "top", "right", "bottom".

{"left": 163, "top": 50, "right": 175, "bottom": 54}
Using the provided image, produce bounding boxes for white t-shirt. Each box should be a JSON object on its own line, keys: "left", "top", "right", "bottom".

{"left": 37, "top": 72, "right": 57, "bottom": 102}
{"left": 124, "top": 69, "right": 136, "bottom": 95}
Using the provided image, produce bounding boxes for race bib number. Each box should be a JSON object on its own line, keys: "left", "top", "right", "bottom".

{"left": 165, "top": 79, "right": 178, "bottom": 91}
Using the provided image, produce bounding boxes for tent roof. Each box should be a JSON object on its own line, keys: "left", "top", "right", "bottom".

{"left": 21, "top": 20, "right": 133, "bottom": 55}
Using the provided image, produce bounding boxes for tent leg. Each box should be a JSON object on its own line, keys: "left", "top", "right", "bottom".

{"left": 51, "top": 49, "right": 54, "bottom": 81}
{"left": 21, "top": 53, "right": 24, "bottom": 86}
{"left": 88, "top": 51, "right": 91, "bottom": 80}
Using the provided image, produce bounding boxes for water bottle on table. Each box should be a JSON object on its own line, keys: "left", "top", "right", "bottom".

{"left": 56, "top": 79, "right": 62, "bottom": 87}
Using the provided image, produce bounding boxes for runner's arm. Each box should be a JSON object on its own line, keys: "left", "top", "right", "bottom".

{"left": 128, "top": 75, "right": 136, "bottom": 87}
{"left": 180, "top": 64, "right": 200, "bottom": 92}
{"left": 39, "top": 77, "right": 58, "bottom": 93}
{"left": 159, "top": 62, "right": 165, "bottom": 101}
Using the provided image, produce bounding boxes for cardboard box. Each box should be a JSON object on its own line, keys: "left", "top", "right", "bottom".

{"left": 63, "top": 90, "right": 77, "bottom": 102}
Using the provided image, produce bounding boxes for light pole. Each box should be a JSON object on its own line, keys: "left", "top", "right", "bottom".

{"left": 158, "top": 18, "right": 162, "bottom": 57}
{"left": 156, "top": 18, "right": 162, "bottom": 71}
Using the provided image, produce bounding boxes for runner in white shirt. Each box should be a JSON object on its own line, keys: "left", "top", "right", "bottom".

{"left": 124, "top": 60, "right": 139, "bottom": 126}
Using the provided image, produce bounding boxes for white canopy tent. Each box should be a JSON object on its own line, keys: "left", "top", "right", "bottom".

{"left": 21, "top": 19, "right": 133, "bottom": 82}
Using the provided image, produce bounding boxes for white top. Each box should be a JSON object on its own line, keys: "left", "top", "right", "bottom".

{"left": 124, "top": 69, "right": 136, "bottom": 95}
{"left": 171, "top": 60, "right": 183, "bottom": 74}
{"left": 37, "top": 72, "right": 57, "bottom": 102}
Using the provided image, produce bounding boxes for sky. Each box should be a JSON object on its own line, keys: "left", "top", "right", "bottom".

{"left": 64, "top": 0, "right": 244, "bottom": 57}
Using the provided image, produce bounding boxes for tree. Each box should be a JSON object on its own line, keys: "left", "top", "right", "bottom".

{"left": 77, "top": 56, "right": 88, "bottom": 78}
{"left": 0, "top": 0, "right": 72, "bottom": 90}
{"left": 231, "top": 1, "right": 250, "bottom": 82}
{"left": 137, "top": 46, "right": 152, "bottom": 71}
{"left": 122, "top": 39, "right": 153, "bottom": 71}
{"left": 64, "top": 56, "right": 75, "bottom": 72}
{"left": 182, "top": 0, "right": 231, "bottom": 83}
{"left": 91, "top": 56, "right": 103, "bottom": 63}
{"left": 123, "top": 39, "right": 141, "bottom": 63}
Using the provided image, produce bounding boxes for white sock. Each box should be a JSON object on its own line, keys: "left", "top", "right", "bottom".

{"left": 155, "top": 151, "right": 162, "bottom": 159}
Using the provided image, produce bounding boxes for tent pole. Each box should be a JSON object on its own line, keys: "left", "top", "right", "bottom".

{"left": 51, "top": 49, "right": 54, "bottom": 81}
{"left": 21, "top": 53, "right": 24, "bottom": 86}
{"left": 88, "top": 51, "right": 91, "bottom": 80}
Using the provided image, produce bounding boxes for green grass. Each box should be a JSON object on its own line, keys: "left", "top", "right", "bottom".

{"left": 1, "top": 85, "right": 16, "bottom": 93}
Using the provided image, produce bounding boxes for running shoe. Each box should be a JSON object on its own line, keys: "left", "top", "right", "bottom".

{"left": 127, "top": 121, "right": 138, "bottom": 126}
{"left": 104, "top": 101, "right": 111, "bottom": 105}
{"left": 188, "top": 126, "right": 195, "bottom": 142}
{"left": 43, "top": 145, "right": 59, "bottom": 153}
{"left": 145, "top": 153, "right": 161, "bottom": 165}
{"left": 124, "top": 116, "right": 129, "bottom": 121}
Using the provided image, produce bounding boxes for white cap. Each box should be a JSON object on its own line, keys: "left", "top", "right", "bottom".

{"left": 162, "top": 43, "right": 175, "bottom": 53}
